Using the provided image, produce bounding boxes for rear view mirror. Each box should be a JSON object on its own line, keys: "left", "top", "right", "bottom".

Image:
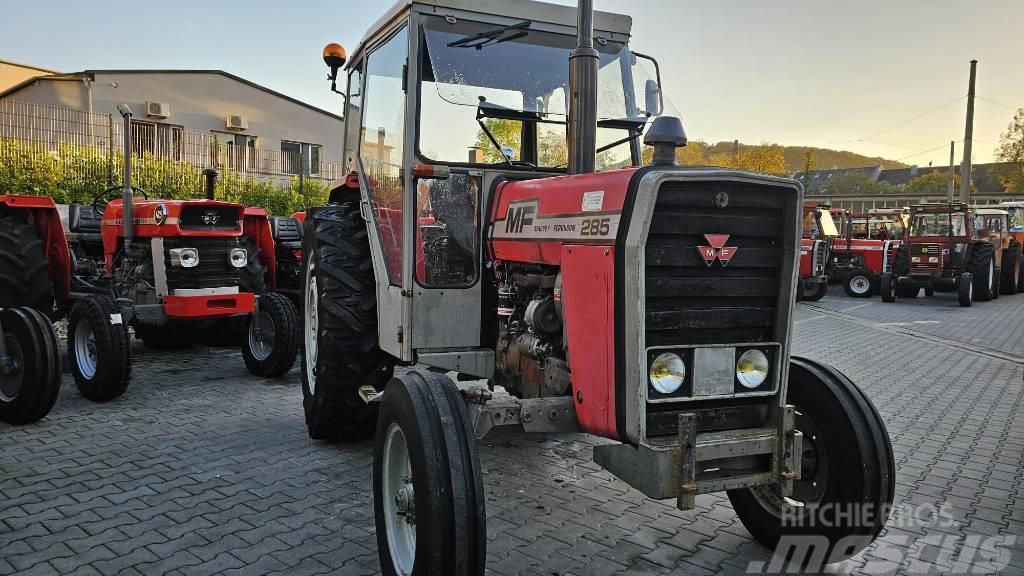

{"left": 645, "top": 80, "right": 663, "bottom": 116}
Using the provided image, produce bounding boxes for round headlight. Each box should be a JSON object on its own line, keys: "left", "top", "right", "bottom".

{"left": 736, "top": 350, "right": 769, "bottom": 389}
{"left": 229, "top": 248, "right": 248, "bottom": 268}
{"left": 649, "top": 352, "right": 686, "bottom": 394}
{"left": 179, "top": 248, "right": 199, "bottom": 268}
{"left": 153, "top": 203, "right": 168, "bottom": 225}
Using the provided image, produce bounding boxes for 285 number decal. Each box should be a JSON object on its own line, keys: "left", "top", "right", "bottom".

{"left": 580, "top": 217, "right": 611, "bottom": 236}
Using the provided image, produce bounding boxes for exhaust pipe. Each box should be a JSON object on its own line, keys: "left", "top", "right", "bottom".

{"left": 568, "top": 0, "right": 599, "bottom": 175}
{"left": 116, "top": 103, "right": 135, "bottom": 243}
{"left": 203, "top": 168, "right": 219, "bottom": 200}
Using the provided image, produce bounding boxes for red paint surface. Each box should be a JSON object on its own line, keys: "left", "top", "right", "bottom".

{"left": 163, "top": 292, "right": 254, "bottom": 319}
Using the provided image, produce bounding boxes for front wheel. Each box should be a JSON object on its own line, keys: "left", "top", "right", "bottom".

{"left": 842, "top": 269, "right": 875, "bottom": 298}
{"left": 968, "top": 243, "right": 995, "bottom": 302}
{"left": 242, "top": 293, "right": 299, "bottom": 378}
{"left": 68, "top": 296, "right": 131, "bottom": 402}
{"left": 0, "top": 308, "right": 62, "bottom": 424}
{"left": 373, "top": 370, "right": 486, "bottom": 576}
{"left": 880, "top": 273, "right": 896, "bottom": 303}
{"left": 728, "top": 357, "right": 895, "bottom": 567}
{"left": 958, "top": 272, "right": 974, "bottom": 307}
{"left": 802, "top": 280, "right": 827, "bottom": 302}
{"left": 1001, "top": 242, "right": 1020, "bottom": 295}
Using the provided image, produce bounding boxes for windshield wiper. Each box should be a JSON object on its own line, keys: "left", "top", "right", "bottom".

{"left": 447, "top": 20, "right": 531, "bottom": 50}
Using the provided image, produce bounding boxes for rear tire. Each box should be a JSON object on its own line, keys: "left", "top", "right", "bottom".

{"left": 0, "top": 215, "right": 55, "bottom": 316}
{"left": 968, "top": 243, "right": 995, "bottom": 302}
{"left": 242, "top": 293, "right": 299, "bottom": 378}
{"left": 728, "top": 357, "right": 895, "bottom": 567}
{"left": 373, "top": 370, "right": 486, "bottom": 576}
{"left": 239, "top": 235, "right": 268, "bottom": 295}
{"left": 958, "top": 272, "right": 974, "bottom": 307}
{"left": 842, "top": 269, "right": 875, "bottom": 298}
{"left": 0, "top": 308, "right": 62, "bottom": 425}
{"left": 301, "top": 203, "right": 395, "bottom": 440}
{"left": 893, "top": 243, "right": 909, "bottom": 276}
{"left": 1001, "top": 242, "right": 1020, "bottom": 295}
{"left": 895, "top": 278, "right": 918, "bottom": 298}
{"left": 68, "top": 296, "right": 131, "bottom": 402}
{"left": 880, "top": 273, "right": 896, "bottom": 303}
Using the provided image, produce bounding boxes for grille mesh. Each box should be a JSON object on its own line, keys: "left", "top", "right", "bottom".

{"left": 163, "top": 237, "right": 242, "bottom": 290}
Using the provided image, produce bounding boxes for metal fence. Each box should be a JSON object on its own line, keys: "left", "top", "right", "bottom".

{"left": 0, "top": 100, "right": 345, "bottom": 198}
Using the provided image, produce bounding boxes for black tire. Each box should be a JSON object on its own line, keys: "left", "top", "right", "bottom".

{"left": 728, "top": 356, "right": 895, "bottom": 567}
{"left": 993, "top": 267, "right": 1001, "bottom": 299}
{"left": 301, "top": 203, "right": 395, "bottom": 440}
{"left": 893, "top": 242, "right": 909, "bottom": 276}
{"left": 924, "top": 285, "right": 935, "bottom": 297}
{"left": 0, "top": 215, "right": 55, "bottom": 315}
{"left": 0, "top": 308, "right": 62, "bottom": 425}
{"left": 803, "top": 280, "right": 827, "bottom": 302}
{"left": 133, "top": 323, "right": 192, "bottom": 350}
{"left": 895, "top": 277, "right": 918, "bottom": 298}
{"left": 68, "top": 296, "right": 131, "bottom": 402}
{"left": 880, "top": 273, "right": 896, "bottom": 303}
{"left": 373, "top": 370, "right": 486, "bottom": 576}
{"left": 958, "top": 272, "right": 974, "bottom": 307}
{"left": 1002, "top": 242, "right": 1020, "bottom": 295}
{"left": 842, "top": 269, "right": 875, "bottom": 298}
{"left": 967, "top": 243, "right": 995, "bottom": 302}
{"left": 240, "top": 235, "right": 268, "bottom": 295}
{"left": 242, "top": 293, "right": 299, "bottom": 378}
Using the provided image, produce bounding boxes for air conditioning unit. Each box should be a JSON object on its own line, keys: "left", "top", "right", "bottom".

{"left": 146, "top": 101, "right": 170, "bottom": 119}
{"left": 226, "top": 115, "right": 248, "bottom": 130}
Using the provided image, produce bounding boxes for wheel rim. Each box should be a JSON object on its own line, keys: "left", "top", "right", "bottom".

{"left": 247, "top": 311, "right": 275, "bottom": 362}
{"left": 382, "top": 422, "right": 416, "bottom": 575}
{"left": 74, "top": 321, "right": 98, "bottom": 380}
{"left": 988, "top": 260, "right": 994, "bottom": 291}
{"left": 849, "top": 275, "right": 871, "bottom": 295}
{"left": 0, "top": 336, "right": 24, "bottom": 402}
{"left": 304, "top": 261, "right": 319, "bottom": 394}
{"left": 750, "top": 409, "right": 829, "bottom": 519}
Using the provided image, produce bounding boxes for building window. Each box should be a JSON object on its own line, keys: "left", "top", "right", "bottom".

{"left": 131, "top": 120, "right": 183, "bottom": 161}
{"left": 281, "top": 141, "right": 322, "bottom": 176}
{"left": 213, "top": 132, "right": 257, "bottom": 171}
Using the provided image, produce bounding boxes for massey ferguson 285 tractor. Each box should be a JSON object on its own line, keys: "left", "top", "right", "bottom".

{"left": 0, "top": 105, "right": 299, "bottom": 403}
{"left": 880, "top": 203, "right": 1018, "bottom": 307}
{"left": 302, "top": 1, "right": 893, "bottom": 573}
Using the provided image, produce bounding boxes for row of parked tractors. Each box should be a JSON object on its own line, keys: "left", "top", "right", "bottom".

{"left": 798, "top": 200, "right": 1024, "bottom": 307}
{"left": 0, "top": 104, "right": 310, "bottom": 425}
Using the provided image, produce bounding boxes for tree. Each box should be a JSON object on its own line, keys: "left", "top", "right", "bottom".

{"left": 706, "top": 142, "right": 787, "bottom": 176}
{"left": 801, "top": 149, "right": 814, "bottom": 190}
{"left": 473, "top": 119, "right": 521, "bottom": 164}
{"left": 818, "top": 173, "right": 896, "bottom": 196}
{"left": 905, "top": 171, "right": 974, "bottom": 197}
{"left": 995, "top": 108, "right": 1024, "bottom": 192}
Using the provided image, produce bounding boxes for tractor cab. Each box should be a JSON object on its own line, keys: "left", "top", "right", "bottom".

{"left": 905, "top": 202, "right": 972, "bottom": 275}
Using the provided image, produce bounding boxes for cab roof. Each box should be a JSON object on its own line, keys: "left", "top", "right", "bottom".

{"left": 352, "top": 0, "right": 632, "bottom": 64}
{"left": 976, "top": 208, "right": 1008, "bottom": 216}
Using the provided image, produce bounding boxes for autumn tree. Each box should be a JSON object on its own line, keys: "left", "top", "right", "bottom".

{"left": 706, "top": 142, "right": 787, "bottom": 176}
{"left": 995, "top": 108, "right": 1024, "bottom": 192}
{"left": 817, "top": 173, "right": 896, "bottom": 196}
{"left": 904, "top": 171, "right": 974, "bottom": 197}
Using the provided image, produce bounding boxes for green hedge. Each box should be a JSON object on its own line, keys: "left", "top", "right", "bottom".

{"left": 0, "top": 139, "right": 330, "bottom": 215}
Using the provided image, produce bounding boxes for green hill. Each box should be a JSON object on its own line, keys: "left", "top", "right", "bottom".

{"left": 703, "top": 141, "right": 908, "bottom": 174}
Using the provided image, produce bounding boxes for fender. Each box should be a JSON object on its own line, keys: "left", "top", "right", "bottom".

{"left": 0, "top": 194, "right": 72, "bottom": 301}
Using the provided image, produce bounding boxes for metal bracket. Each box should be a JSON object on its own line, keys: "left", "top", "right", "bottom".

{"left": 465, "top": 392, "right": 579, "bottom": 439}
{"left": 676, "top": 413, "right": 697, "bottom": 510}
{"left": 359, "top": 385, "right": 383, "bottom": 404}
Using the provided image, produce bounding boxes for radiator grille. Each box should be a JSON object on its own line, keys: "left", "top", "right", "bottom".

{"left": 163, "top": 237, "right": 242, "bottom": 290}
{"left": 643, "top": 182, "right": 786, "bottom": 347}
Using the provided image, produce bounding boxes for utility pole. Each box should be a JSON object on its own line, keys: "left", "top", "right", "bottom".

{"left": 947, "top": 141, "right": 955, "bottom": 203}
{"left": 960, "top": 59, "right": 977, "bottom": 204}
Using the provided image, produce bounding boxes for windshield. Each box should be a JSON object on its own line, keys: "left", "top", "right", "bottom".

{"left": 910, "top": 212, "right": 966, "bottom": 237}
{"left": 418, "top": 15, "right": 654, "bottom": 169}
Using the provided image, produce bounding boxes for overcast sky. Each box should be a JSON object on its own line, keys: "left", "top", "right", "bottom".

{"left": 3, "top": 0, "right": 1020, "bottom": 165}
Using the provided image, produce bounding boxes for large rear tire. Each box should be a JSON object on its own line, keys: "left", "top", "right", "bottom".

{"left": 301, "top": 203, "right": 395, "bottom": 440}
{"left": 0, "top": 308, "right": 62, "bottom": 425}
{"left": 1001, "top": 242, "right": 1019, "bottom": 295}
{"left": 242, "top": 293, "right": 299, "bottom": 378}
{"left": 239, "top": 235, "right": 268, "bottom": 295}
{"left": 968, "top": 243, "right": 995, "bottom": 302}
{"left": 68, "top": 296, "right": 131, "bottom": 402}
{"left": 728, "top": 357, "right": 894, "bottom": 567}
{"left": 893, "top": 243, "right": 909, "bottom": 277}
{"left": 0, "top": 215, "right": 55, "bottom": 316}
{"left": 373, "top": 370, "right": 486, "bottom": 576}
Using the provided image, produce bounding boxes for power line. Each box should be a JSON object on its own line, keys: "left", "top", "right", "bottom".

{"left": 896, "top": 141, "right": 960, "bottom": 162}
{"left": 862, "top": 95, "right": 966, "bottom": 141}
{"left": 976, "top": 95, "right": 1017, "bottom": 110}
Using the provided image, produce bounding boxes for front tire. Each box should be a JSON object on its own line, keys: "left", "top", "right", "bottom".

{"left": 68, "top": 296, "right": 130, "bottom": 402}
{"left": 1001, "top": 242, "right": 1020, "bottom": 295}
{"left": 968, "top": 243, "right": 995, "bottom": 302}
{"left": 373, "top": 370, "right": 486, "bottom": 576}
{"left": 301, "top": 203, "right": 395, "bottom": 440}
{"left": 242, "top": 293, "right": 299, "bottom": 377}
{"left": 958, "top": 272, "right": 974, "bottom": 307}
{"left": 0, "top": 308, "right": 62, "bottom": 425}
{"left": 842, "top": 269, "right": 875, "bottom": 298}
{"left": 728, "top": 357, "right": 895, "bottom": 567}
{"left": 880, "top": 273, "right": 896, "bottom": 303}
{"left": 803, "top": 280, "right": 827, "bottom": 302}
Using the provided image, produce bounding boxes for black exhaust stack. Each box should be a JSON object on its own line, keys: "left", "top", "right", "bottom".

{"left": 568, "top": 0, "right": 598, "bottom": 175}
{"left": 203, "top": 169, "right": 219, "bottom": 200}
{"left": 116, "top": 103, "right": 136, "bottom": 244}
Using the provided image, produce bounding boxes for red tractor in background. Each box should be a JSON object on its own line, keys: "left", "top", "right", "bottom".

{"left": 828, "top": 209, "right": 906, "bottom": 298}
{"left": 302, "top": 2, "right": 894, "bottom": 573}
{"left": 798, "top": 201, "right": 836, "bottom": 300}
{"left": 0, "top": 104, "right": 299, "bottom": 405}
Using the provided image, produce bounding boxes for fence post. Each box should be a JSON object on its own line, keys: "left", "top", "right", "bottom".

{"left": 107, "top": 113, "right": 114, "bottom": 186}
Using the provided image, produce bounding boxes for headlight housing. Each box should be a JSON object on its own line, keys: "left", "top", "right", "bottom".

{"left": 153, "top": 203, "right": 168, "bottom": 225}
{"left": 649, "top": 352, "right": 686, "bottom": 394}
{"left": 736, "top": 349, "right": 769, "bottom": 389}
{"left": 169, "top": 247, "right": 199, "bottom": 268}
{"left": 228, "top": 248, "right": 248, "bottom": 268}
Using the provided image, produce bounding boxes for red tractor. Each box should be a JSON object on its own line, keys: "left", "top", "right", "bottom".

{"left": 301, "top": 2, "right": 894, "bottom": 573}
{"left": 829, "top": 209, "right": 905, "bottom": 298}
{"left": 0, "top": 307, "right": 62, "bottom": 425}
{"left": 798, "top": 202, "right": 836, "bottom": 300}
{"left": 880, "top": 202, "right": 1013, "bottom": 307}
{"left": 0, "top": 105, "right": 299, "bottom": 401}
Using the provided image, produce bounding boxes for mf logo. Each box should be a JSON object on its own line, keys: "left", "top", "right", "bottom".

{"left": 201, "top": 210, "right": 221, "bottom": 225}
{"left": 697, "top": 233, "right": 738, "bottom": 266}
{"left": 504, "top": 201, "right": 536, "bottom": 234}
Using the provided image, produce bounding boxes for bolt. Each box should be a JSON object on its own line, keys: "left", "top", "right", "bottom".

{"left": 576, "top": 391, "right": 583, "bottom": 403}
{"left": 522, "top": 412, "right": 533, "bottom": 423}
{"left": 549, "top": 409, "right": 558, "bottom": 420}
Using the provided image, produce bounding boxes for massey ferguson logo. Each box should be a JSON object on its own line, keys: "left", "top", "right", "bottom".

{"left": 201, "top": 210, "right": 221, "bottom": 225}
{"left": 697, "top": 233, "right": 738, "bottom": 266}
{"left": 504, "top": 202, "right": 536, "bottom": 234}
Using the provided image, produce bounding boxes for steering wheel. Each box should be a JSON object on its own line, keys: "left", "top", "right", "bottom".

{"left": 92, "top": 185, "right": 148, "bottom": 214}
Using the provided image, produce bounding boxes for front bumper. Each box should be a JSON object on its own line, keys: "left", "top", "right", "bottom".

{"left": 163, "top": 292, "right": 255, "bottom": 319}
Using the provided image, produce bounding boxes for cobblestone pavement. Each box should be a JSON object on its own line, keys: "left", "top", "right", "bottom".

{"left": 2, "top": 292, "right": 1023, "bottom": 576}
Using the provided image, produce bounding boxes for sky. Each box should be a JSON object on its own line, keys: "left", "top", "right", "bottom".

{"left": 2, "top": 0, "right": 1021, "bottom": 166}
